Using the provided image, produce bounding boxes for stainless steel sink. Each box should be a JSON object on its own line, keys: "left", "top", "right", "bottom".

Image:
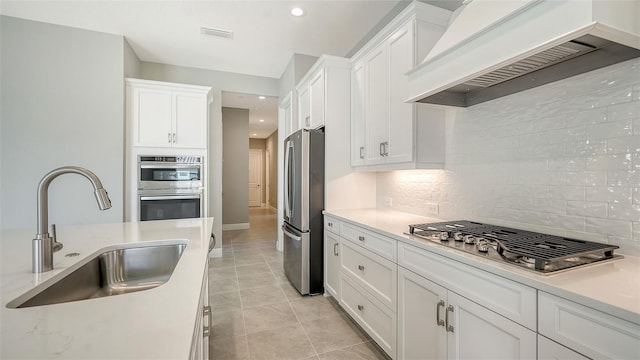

{"left": 7, "top": 243, "right": 186, "bottom": 308}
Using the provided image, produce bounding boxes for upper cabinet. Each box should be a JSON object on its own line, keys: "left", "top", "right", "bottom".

{"left": 297, "top": 56, "right": 350, "bottom": 131}
{"left": 350, "top": 1, "right": 451, "bottom": 170}
{"left": 126, "top": 78, "right": 212, "bottom": 149}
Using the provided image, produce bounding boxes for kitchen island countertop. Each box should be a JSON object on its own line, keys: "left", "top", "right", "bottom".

{"left": 1, "top": 217, "right": 214, "bottom": 359}
{"left": 324, "top": 208, "right": 640, "bottom": 324}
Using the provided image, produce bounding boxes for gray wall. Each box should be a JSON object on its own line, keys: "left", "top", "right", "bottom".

{"left": 249, "top": 138, "right": 267, "bottom": 203}
{"left": 123, "top": 39, "right": 141, "bottom": 78}
{"left": 266, "top": 130, "right": 278, "bottom": 209}
{"left": 139, "top": 61, "right": 279, "bottom": 240}
{"left": 1, "top": 16, "right": 125, "bottom": 230}
{"left": 222, "top": 108, "right": 250, "bottom": 225}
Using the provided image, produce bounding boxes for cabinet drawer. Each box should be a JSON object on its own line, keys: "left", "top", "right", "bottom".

{"left": 539, "top": 291, "right": 640, "bottom": 359}
{"left": 341, "top": 222, "right": 396, "bottom": 261}
{"left": 324, "top": 216, "right": 340, "bottom": 234}
{"left": 538, "top": 335, "right": 589, "bottom": 360}
{"left": 398, "top": 242, "right": 536, "bottom": 330}
{"left": 341, "top": 240, "right": 397, "bottom": 310}
{"left": 340, "top": 275, "right": 396, "bottom": 359}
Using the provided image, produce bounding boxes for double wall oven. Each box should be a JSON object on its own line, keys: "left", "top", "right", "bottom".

{"left": 137, "top": 155, "right": 204, "bottom": 221}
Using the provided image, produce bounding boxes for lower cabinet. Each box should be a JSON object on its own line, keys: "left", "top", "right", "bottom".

{"left": 190, "top": 263, "right": 210, "bottom": 360}
{"left": 397, "top": 267, "right": 536, "bottom": 360}
{"left": 537, "top": 335, "right": 589, "bottom": 360}
{"left": 324, "top": 230, "right": 341, "bottom": 298}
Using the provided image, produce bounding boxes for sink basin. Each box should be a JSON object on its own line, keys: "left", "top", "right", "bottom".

{"left": 7, "top": 242, "right": 186, "bottom": 308}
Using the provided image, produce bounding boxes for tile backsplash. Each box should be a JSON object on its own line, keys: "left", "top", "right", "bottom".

{"left": 377, "top": 58, "right": 640, "bottom": 256}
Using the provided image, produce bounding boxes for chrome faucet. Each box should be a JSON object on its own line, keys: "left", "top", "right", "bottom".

{"left": 33, "top": 166, "right": 112, "bottom": 273}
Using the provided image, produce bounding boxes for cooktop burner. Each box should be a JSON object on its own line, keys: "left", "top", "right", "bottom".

{"left": 407, "top": 220, "right": 621, "bottom": 274}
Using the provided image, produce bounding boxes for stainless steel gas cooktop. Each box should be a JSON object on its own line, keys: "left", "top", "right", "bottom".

{"left": 407, "top": 220, "right": 621, "bottom": 275}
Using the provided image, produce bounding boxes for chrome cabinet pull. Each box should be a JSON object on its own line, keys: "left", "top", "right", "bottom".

{"left": 333, "top": 242, "right": 339, "bottom": 256}
{"left": 172, "top": 132, "right": 177, "bottom": 143}
{"left": 359, "top": 146, "right": 364, "bottom": 159}
{"left": 328, "top": 222, "right": 332, "bottom": 227}
{"left": 358, "top": 264, "right": 364, "bottom": 271}
{"left": 380, "top": 142, "right": 384, "bottom": 156}
{"left": 203, "top": 305, "right": 211, "bottom": 338}
{"left": 382, "top": 141, "right": 389, "bottom": 156}
{"left": 436, "top": 300, "right": 445, "bottom": 326}
{"left": 445, "top": 305, "right": 454, "bottom": 333}
{"left": 168, "top": 133, "right": 171, "bottom": 143}
{"left": 305, "top": 116, "right": 310, "bottom": 127}
{"left": 357, "top": 304, "right": 364, "bottom": 311}
{"left": 358, "top": 236, "right": 365, "bottom": 241}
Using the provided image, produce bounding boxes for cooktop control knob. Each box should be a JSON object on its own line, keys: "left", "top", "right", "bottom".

{"left": 476, "top": 237, "right": 490, "bottom": 252}
{"left": 453, "top": 232, "right": 464, "bottom": 241}
{"left": 439, "top": 232, "right": 450, "bottom": 241}
{"left": 463, "top": 235, "right": 475, "bottom": 244}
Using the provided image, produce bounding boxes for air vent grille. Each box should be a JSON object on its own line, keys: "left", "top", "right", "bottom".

{"left": 463, "top": 43, "right": 591, "bottom": 88}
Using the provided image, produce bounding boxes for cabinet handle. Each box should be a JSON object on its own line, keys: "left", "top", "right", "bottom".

{"left": 358, "top": 236, "right": 365, "bottom": 242}
{"left": 436, "top": 300, "right": 445, "bottom": 327}
{"left": 357, "top": 304, "right": 364, "bottom": 311}
{"left": 203, "top": 305, "right": 211, "bottom": 338}
{"left": 333, "top": 242, "right": 339, "bottom": 256}
{"left": 305, "top": 116, "right": 310, "bottom": 127}
{"left": 173, "top": 132, "right": 177, "bottom": 143}
{"left": 445, "top": 305, "right": 454, "bottom": 333}
{"left": 328, "top": 222, "right": 332, "bottom": 227}
{"left": 383, "top": 141, "right": 389, "bottom": 156}
{"left": 358, "top": 264, "right": 364, "bottom": 271}
{"left": 168, "top": 133, "right": 172, "bottom": 143}
{"left": 359, "top": 146, "right": 364, "bottom": 159}
{"left": 380, "top": 142, "right": 384, "bottom": 156}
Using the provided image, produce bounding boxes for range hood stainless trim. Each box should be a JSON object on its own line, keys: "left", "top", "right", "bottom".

{"left": 407, "top": 0, "right": 640, "bottom": 107}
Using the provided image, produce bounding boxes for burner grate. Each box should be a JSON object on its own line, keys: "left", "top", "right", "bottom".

{"left": 409, "top": 220, "right": 618, "bottom": 271}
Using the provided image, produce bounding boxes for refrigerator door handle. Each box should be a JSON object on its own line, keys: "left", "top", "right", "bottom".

{"left": 284, "top": 140, "right": 295, "bottom": 220}
{"left": 284, "top": 140, "right": 292, "bottom": 219}
{"left": 282, "top": 225, "right": 302, "bottom": 241}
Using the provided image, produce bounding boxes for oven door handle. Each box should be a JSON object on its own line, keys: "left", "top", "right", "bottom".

{"left": 140, "top": 195, "right": 201, "bottom": 201}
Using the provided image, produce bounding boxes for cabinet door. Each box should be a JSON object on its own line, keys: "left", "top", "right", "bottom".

{"left": 351, "top": 61, "right": 366, "bottom": 166}
{"left": 324, "top": 231, "right": 340, "bottom": 298}
{"left": 174, "top": 92, "right": 207, "bottom": 148}
{"left": 387, "top": 21, "right": 414, "bottom": 164}
{"left": 447, "top": 291, "right": 536, "bottom": 360}
{"left": 298, "top": 85, "right": 311, "bottom": 130}
{"left": 364, "top": 44, "right": 389, "bottom": 165}
{"left": 308, "top": 70, "right": 325, "bottom": 129}
{"left": 133, "top": 87, "right": 173, "bottom": 147}
{"left": 398, "top": 267, "right": 447, "bottom": 360}
{"left": 538, "top": 335, "right": 589, "bottom": 360}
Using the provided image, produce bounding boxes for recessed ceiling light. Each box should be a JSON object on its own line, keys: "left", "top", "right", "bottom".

{"left": 200, "top": 26, "right": 233, "bottom": 39}
{"left": 291, "top": 7, "right": 305, "bottom": 17}
{"left": 252, "top": 133, "right": 257, "bottom": 136}
{"left": 259, "top": 119, "right": 264, "bottom": 122}
{"left": 258, "top": 96, "right": 266, "bottom": 100}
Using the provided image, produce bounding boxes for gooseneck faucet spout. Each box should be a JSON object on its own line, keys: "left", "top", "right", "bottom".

{"left": 33, "top": 166, "right": 112, "bottom": 273}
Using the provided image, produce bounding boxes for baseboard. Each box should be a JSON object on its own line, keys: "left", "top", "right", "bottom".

{"left": 262, "top": 202, "right": 267, "bottom": 208}
{"left": 269, "top": 205, "right": 277, "bottom": 212}
{"left": 222, "top": 223, "right": 250, "bottom": 231}
{"left": 208, "top": 248, "right": 222, "bottom": 258}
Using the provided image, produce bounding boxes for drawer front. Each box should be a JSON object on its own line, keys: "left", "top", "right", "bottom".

{"left": 341, "top": 222, "right": 396, "bottom": 261}
{"left": 539, "top": 291, "right": 640, "bottom": 360}
{"left": 538, "top": 335, "right": 589, "bottom": 360}
{"left": 398, "top": 242, "right": 537, "bottom": 330}
{"left": 340, "top": 275, "right": 396, "bottom": 359}
{"left": 341, "top": 240, "right": 397, "bottom": 310}
{"left": 324, "top": 216, "right": 340, "bottom": 234}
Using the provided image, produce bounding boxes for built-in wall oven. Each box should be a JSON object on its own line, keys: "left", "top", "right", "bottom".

{"left": 137, "top": 155, "right": 204, "bottom": 221}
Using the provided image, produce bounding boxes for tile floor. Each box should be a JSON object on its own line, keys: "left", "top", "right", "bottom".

{"left": 209, "top": 208, "right": 389, "bottom": 360}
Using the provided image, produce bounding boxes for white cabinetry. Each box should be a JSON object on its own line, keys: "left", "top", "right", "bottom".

{"left": 190, "top": 260, "right": 210, "bottom": 360}
{"left": 538, "top": 335, "right": 590, "bottom": 360}
{"left": 350, "top": 2, "right": 450, "bottom": 170}
{"left": 126, "top": 78, "right": 211, "bottom": 149}
{"left": 324, "top": 218, "right": 341, "bottom": 299}
{"left": 538, "top": 291, "right": 640, "bottom": 359}
{"left": 297, "top": 56, "right": 350, "bottom": 130}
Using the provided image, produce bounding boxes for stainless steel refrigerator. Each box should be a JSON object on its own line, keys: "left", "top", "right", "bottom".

{"left": 282, "top": 128, "right": 324, "bottom": 295}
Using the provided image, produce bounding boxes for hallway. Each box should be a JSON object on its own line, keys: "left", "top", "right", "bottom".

{"left": 208, "top": 208, "right": 387, "bottom": 360}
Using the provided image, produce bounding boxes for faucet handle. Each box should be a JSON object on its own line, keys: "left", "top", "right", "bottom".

{"left": 51, "top": 224, "right": 63, "bottom": 252}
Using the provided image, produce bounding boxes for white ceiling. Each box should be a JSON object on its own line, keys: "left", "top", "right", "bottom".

{"left": 222, "top": 92, "right": 279, "bottom": 139}
{"left": 1, "top": 0, "right": 463, "bottom": 138}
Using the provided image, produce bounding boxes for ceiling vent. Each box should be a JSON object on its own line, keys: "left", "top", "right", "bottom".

{"left": 200, "top": 26, "right": 233, "bottom": 39}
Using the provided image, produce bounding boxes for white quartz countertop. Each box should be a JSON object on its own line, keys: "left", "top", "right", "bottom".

{"left": 1, "top": 217, "right": 214, "bottom": 359}
{"left": 324, "top": 209, "right": 640, "bottom": 324}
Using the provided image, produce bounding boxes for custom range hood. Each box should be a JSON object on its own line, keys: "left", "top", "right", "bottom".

{"left": 407, "top": 0, "right": 640, "bottom": 107}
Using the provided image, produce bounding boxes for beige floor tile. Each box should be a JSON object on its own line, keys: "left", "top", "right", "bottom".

{"left": 301, "top": 314, "right": 369, "bottom": 354}
{"left": 210, "top": 335, "right": 250, "bottom": 360}
{"left": 290, "top": 295, "right": 342, "bottom": 322}
{"left": 317, "top": 341, "right": 389, "bottom": 360}
{"left": 246, "top": 324, "right": 316, "bottom": 360}
{"left": 209, "top": 267, "right": 237, "bottom": 281}
{"left": 237, "top": 272, "right": 279, "bottom": 290}
{"left": 232, "top": 248, "right": 263, "bottom": 256}
{"left": 280, "top": 282, "right": 304, "bottom": 300}
{"left": 209, "top": 277, "right": 240, "bottom": 295}
{"left": 239, "top": 285, "right": 287, "bottom": 309}
{"left": 243, "top": 302, "right": 299, "bottom": 334}
{"left": 209, "top": 257, "right": 236, "bottom": 269}
{"left": 236, "top": 263, "right": 271, "bottom": 276}
{"left": 263, "top": 253, "right": 283, "bottom": 262}
{"left": 212, "top": 309, "right": 246, "bottom": 339}
{"left": 211, "top": 291, "right": 242, "bottom": 313}
{"left": 234, "top": 255, "right": 267, "bottom": 266}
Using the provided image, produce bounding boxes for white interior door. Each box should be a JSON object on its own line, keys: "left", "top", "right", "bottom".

{"left": 248, "top": 149, "right": 262, "bottom": 207}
